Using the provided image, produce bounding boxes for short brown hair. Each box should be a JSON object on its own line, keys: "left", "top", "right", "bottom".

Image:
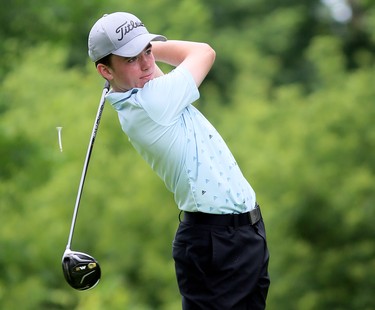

{"left": 95, "top": 54, "right": 113, "bottom": 68}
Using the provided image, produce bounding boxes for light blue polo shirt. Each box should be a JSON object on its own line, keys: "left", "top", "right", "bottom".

{"left": 106, "top": 66, "right": 256, "bottom": 214}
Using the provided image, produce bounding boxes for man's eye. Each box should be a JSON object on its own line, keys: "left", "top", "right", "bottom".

{"left": 145, "top": 49, "right": 152, "bottom": 55}
{"left": 127, "top": 57, "right": 137, "bottom": 63}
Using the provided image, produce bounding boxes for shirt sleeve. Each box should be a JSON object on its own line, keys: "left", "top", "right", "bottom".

{"left": 135, "top": 66, "right": 200, "bottom": 125}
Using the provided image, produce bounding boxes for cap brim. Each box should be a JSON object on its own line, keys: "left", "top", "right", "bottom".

{"left": 112, "top": 33, "right": 166, "bottom": 58}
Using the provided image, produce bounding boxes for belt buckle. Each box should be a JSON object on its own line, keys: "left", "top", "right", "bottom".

{"left": 249, "top": 207, "right": 260, "bottom": 225}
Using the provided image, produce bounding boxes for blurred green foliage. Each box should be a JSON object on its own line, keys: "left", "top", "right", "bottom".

{"left": 0, "top": 0, "right": 374, "bottom": 309}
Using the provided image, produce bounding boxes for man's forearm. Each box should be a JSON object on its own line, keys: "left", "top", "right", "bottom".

{"left": 152, "top": 40, "right": 215, "bottom": 86}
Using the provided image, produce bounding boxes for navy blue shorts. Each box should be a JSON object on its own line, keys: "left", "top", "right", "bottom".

{"left": 173, "top": 213, "right": 270, "bottom": 310}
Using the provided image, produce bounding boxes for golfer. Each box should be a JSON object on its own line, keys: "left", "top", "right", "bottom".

{"left": 88, "top": 12, "right": 270, "bottom": 309}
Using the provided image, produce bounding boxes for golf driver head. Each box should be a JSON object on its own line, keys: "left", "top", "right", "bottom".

{"left": 62, "top": 249, "right": 101, "bottom": 290}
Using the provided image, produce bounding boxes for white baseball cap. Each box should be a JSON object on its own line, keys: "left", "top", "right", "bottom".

{"left": 88, "top": 12, "right": 167, "bottom": 62}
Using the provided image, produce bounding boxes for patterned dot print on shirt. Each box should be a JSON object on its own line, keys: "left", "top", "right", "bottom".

{"left": 184, "top": 107, "right": 252, "bottom": 213}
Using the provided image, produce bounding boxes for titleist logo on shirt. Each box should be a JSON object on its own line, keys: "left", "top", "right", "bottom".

{"left": 116, "top": 20, "right": 144, "bottom": 41}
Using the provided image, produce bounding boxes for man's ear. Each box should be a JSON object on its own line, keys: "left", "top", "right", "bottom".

{"left": 97, "top": 64, "right": 113, "bottom": 81}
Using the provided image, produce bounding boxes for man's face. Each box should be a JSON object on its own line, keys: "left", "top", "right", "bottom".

{"left": 99, "top": 44, "right": 157, "bottom": 92}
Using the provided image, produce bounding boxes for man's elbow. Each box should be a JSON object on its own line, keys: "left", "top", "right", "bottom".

{"left": 203, "top": 43, "right": 216, "bottom": 64}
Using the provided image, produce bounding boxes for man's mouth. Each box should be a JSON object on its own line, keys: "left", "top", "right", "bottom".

{"left": 141, "top": 72, "right": 153, "bottom": 80}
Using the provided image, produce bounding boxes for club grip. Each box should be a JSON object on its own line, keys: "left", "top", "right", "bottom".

{"left": 104, "top": 80, "right": 110, "bottom": 91}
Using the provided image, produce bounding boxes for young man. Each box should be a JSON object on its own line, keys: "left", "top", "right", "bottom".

{"left": 88, "top": 12, "right": 270, "bottom": 309}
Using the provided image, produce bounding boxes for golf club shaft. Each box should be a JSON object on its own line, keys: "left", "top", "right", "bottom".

{"left": 66, "top": 80, "right": 110, "bottom": 250}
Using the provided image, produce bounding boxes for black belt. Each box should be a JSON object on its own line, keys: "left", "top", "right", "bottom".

{"left": 182, "top": 204, "right": 261, "bottom": 227}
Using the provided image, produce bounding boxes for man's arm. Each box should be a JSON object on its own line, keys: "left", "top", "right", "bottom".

{"left": 152, "top": 40, "right": 216, "bottom": 87}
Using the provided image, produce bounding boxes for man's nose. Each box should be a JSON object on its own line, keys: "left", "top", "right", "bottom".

{"left": 139, "top": 55, "right": 151, "bottom": 70}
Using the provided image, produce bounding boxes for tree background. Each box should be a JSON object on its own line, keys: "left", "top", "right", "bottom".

{"left": 1, "top": 0, "right": 374, "bottom": 309}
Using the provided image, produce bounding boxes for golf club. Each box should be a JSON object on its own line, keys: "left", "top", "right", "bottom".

{"left": 62, "top": 80, "right": 110, "bottom": 290}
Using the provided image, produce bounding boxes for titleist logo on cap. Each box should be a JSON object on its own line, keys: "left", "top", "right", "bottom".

{"left": 116, "top": 20, "right": 145, "bottom": 41}
{"left": 88, "top": 12, "right": 166, "bottom": 62}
